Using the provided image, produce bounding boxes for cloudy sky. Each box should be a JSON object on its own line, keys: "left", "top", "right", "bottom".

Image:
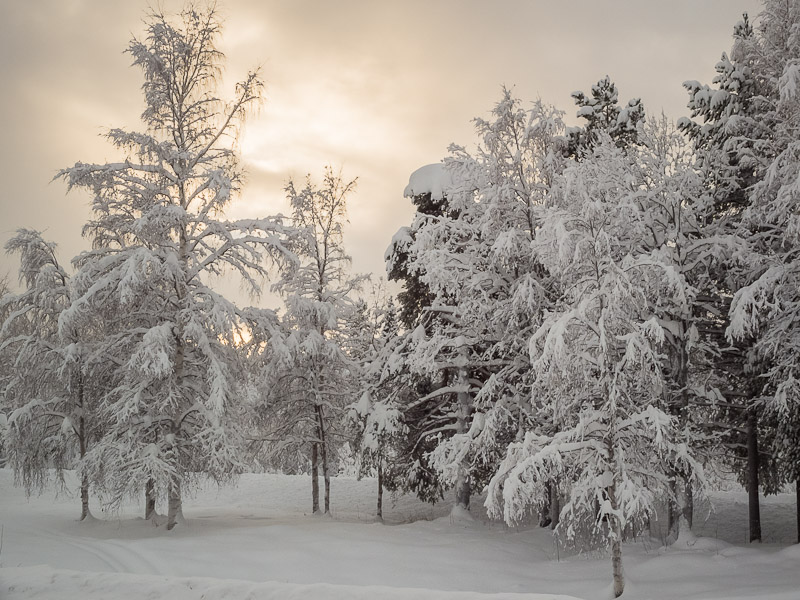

{"left": 0, "top": 0, "right": 759, "bottom": 303}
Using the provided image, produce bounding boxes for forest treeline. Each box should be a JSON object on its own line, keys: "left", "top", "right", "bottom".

{"left": 1, "top": 2, "right": 799, "bottom": 597}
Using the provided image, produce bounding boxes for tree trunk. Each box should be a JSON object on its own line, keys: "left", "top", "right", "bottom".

{"left": 746, "top": 411, "right": 762, "bottom": 543}
{"left": 669, "top": 475, "right": 695, "bottom": 544}
{"left": 550, "top": 479, "right": 560, "bottom": 530}
{"left": 669, "top": 328, "right": 695, "bottom": 539}
{"left": 311, "top": 441, "right": 320, "bottom": 514}
{"left": 611, "top": 536, "right": 625, "bottom": 598}
{"left": 796, "top": 477, "right": 799, "bottom": 544}
{"left": 77, "top": 373, "right": 90, "bottom": 521}
{"left": 539, "top": 482, "right": 552, "bottom": 527}
{"left": 454, "top": 362, "right": 471, "bottom": 511}
{"left": 322, "top": 438, "right": 331, "bottom": 515}
{"left": 167, "top": 218, "right": 189, "bottom": 534}
{"left": 314, "top": 404, "right": 331, "bottom": 514}
{"left": 166, "top": 480, "right": 182, "bottom": 531}
{"left": 78, "top": 411, "right": 90, "bottom": 521}
{"left": 685, "top": 477, "right": 694, "bottom": 529}
{"left": 145, "top": 478, "right": 156, "bottom": 521}
{"left": 608, "top": 483, "right": 625, "bottom": 598}
{"left": 80, "top": 474, "right": 90, "bottom": 521}
{"left": 667, "top": 477, "right": 677, "bottom": 539}
{"left": 605, "top": 400, "right": 624, "bottom": 597}
{"left": 377, "top": 460, "right": 384, "bottom": 521}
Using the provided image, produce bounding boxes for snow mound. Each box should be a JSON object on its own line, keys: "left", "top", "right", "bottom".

{"left": 1, "top": 566, "right": 582, "bottom": 600}
{"left": 403, "top": 163, "right": 453, "bottom": 200}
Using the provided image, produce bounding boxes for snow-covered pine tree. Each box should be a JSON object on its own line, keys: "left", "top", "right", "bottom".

{"left": 56, "top": 5, "right": 295, "bottom": 530}
{"left": 267, "top": 167, "right": 365, "bottom": 515}
{"left": 726, "top": 0, "right": 800, "bottom": 544}
{"left": 384, "top": 164, "right": 454, "bottom": 504}
{"left": 0, "top": 273, "right": 9, "bottom": 464}
{"left": 487, "top": 136, "right": 697, "bottom": 598}
{"left": 566, "top": 76, "right": 645, "bottom": 158}
{"left": 679, "top": 10, "right": 781, "bottom": 543}
{"left": 0, "top": 230, "right": 100, "bottom": 520}
{"left": 388, "top": 92, "right": 566, "bottom": 516}
{"left": 425, "top": 92, "right": 566, "bottom": 517}
{"left": 387, "top": 159, "right": 486, "bottom": 513}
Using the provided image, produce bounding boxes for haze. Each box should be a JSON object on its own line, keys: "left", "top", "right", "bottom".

{"left": 0, "top": 0, "right": 759, "bottom": 301}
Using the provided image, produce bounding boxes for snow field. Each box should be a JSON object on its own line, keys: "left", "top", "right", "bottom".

{"left": 1, "top": 470, "right": 798, "bottom": 600}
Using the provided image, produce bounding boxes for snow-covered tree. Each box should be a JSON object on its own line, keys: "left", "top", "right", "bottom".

{"left": 56, "top": 5, "right": 294, "bottom": 530}
{"left": 266, "top": 167, "right": 364, "bottom": 514}
{"left": 487, "top": 137, "right": 698, "bottom": 597}
{"left": 388, "top": 92, "right": 566, "bottom": 515}
{"left": 726, "top": 0, "right": 800, "bottom": 544}
{"left": 567, "top": 76, "right": 645, "bottom": 158}
{"left": 679, "top": 9, "right": 783, "bottom": 543}
{"left": 347, "top": 290, "right": 410, "bottom": 520}
{"left": 349, "top": 391, "right": 405, "bottom": 516}
{"left": 384, "top": 164, "right": 454, "bottom": 504}
{"left": 630, "top": 117, "right": 730, "bottom": 538}
{"left": 386, "top": 161, "right": 482, "bottom": 512}
{"left": 0, "top": 230, "right": 100, "bottom": 520}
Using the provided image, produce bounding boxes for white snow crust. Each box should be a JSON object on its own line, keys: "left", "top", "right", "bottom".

{"left": 1, "top": 469, "right": 798, "bottom": 600}
{"left": 403, "top": 163, "right": 453, "bottom": 200}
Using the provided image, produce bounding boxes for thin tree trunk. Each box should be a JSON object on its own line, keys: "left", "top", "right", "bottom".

{"left": 145, "top": 478, "right": 156, "bottom": 521}
{"left": 671, "top": 330, "right": 695, "bottom": 539}
{"left": 608, "top": 483, "right": 625, "bottom": 598}
{"left": 605, "top": 394, "right": 624, "bottom": 597}
{"left": 746, "top": 411, "right": 762, "bottom": 543}
{"left": 454, "top": 362, "right": 471, "bottom": 511}
{"left": 311, "top": 441, "right": 320, "bottom": 514}
{"left": 78, "top": 374, "right": 90, "bottom": 521}
{"left": 685, "top": 477, "right": 694, "bottom": 529}
{"left": 540, "top": 481, "right": 552, "bottom": 527}
{"left": 611, "top": 536, "right": 625, "bottom": 598}
{"left": 80, "top": 474, "right": 90, "bottom": 521}
{"left": 377, "top": 460, "right": 384, "bottom": 521}
{"left": 313, "top": 404, "right": 331, "bottom": 514}
{"left": 670, "top": 476, "right": 695, "bottom": 544}
{"left": 167, "top": 480, "right": 182, "bottom": 531}
{"left": 322, "top": 440, "right": 331, "bottom": 515}
{"left": 167, "top": 214, "right": 189, "bottom": 533}
{"left": 550, "top": 479, "right": 560, "bottom": 530}
{"left": 667, "top": 477, "right": 677, "bottom": 539}
{"left": 796, "top": 476, "right": 799, "bottom": 544}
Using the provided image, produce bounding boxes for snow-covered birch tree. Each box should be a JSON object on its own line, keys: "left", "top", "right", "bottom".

{"left": 267, "top": 167, "right": 364, "bottom": 515}
{"left": 56, "top": 5, "right": 295, "bottom": 530}
{"left": 345, "top": 291, "right": 407, "bottom": 520}
{"left": 0, "top": 230, "right": 100, "bottom": 520}
{"left": 486, "top": 137, "right": 696, "bottom": 597}
{"left": 630, "top": 117, "right": 730, "bottom": 538}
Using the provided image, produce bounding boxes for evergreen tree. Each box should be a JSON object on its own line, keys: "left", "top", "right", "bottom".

{"left": 679, "top": 11, "right": 780, "bottom": 543}
{"left": 726, "top": 0, "right": 800, "bottom": 544}
{"left": 567, "top": 76, "right": 645, "bottom": 158}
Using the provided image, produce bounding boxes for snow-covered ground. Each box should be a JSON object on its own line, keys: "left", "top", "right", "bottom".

{"left": 1, "top": 469, "right": 797, "bottom": 599}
